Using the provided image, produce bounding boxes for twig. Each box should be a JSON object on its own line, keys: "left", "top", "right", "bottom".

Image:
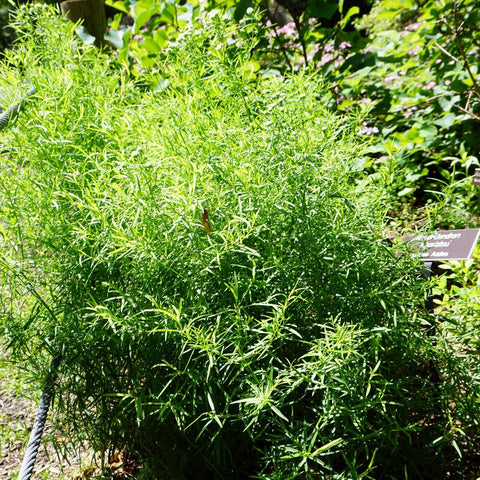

{"left": 292, "top": 16, "right": 308, "bottom": 68}
{"left": 271, "top": 23, "right": 293, "bottom": 70}
{"left": 452, "top": 2, "right": 480, "bottom": 99}
{"left": 434, "top": 3, "right": 480, "bottom": 122}
{"left": 454, "top": 103, "right": 480, "bottom": 121}
{"left": 434, "top": 40, "right": 460, "bottom": 65}
{"left": 265, "top": 0, "right": 294, "bottom": 70}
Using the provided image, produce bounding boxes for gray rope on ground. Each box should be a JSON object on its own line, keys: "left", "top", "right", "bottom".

{"left": 0, "top": 85, "right": 36, "bottom": 130}
{"left": 18, "top": 353, "right": 62, "bottom": 480}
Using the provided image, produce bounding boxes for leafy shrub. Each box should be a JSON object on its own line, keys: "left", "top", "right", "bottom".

{"left": 0, "top": 5, "right": 471, "bottom": 479}
{"left": 89, "top": 0, "right": 480, "bottom": 221}
{"left": 327, "top": 0, "right": 480, "bottom": 220}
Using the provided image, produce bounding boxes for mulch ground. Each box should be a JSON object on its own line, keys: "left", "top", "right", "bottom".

{"left": 0, "top": 374, "right": 141, "bottom": 479}
{"left": 0, "top": 364, "right": 85, "bottom": 479}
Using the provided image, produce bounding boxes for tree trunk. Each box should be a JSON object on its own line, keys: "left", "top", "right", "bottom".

{"left": 60, "top": 0, "right": 107, "bottom": 47}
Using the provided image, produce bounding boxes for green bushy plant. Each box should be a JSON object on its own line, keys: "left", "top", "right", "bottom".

{"left": 0, "top": 5, "right": 474, "bottom": 479}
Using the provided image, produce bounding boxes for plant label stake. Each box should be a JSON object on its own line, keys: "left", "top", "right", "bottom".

{"left": 405, "top": 229, "right": 480, "bottom": 262}
{"left": 473, "top": 168, "right": 480, "bottom": 185}
{"left": 405, "top": 229, "right": 479, "bottom": 410}
{"left": 404, "top": 228, "right": 479, "bottom": 316}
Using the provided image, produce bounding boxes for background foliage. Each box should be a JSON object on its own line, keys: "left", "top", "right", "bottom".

{"left": 0, "top": 0, "right": 16, "bottom": 51}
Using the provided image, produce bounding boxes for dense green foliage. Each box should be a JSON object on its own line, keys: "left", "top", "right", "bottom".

{"left": 335, "top": 0, "right": 480, "bottom": 217}
{"left": 102, "top": 0, "right": 479, "bottom": 223}
{"left": 1, "top": 3, "right": 479, "bottom": 480}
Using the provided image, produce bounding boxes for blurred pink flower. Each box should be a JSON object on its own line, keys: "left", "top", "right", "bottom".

{"left": 359, "top": 125, "right": 379, "bottom": 135}
{"left": 277, "top": 22, "right": 297, "bottom": 37}
{"left": 404, "top": 105, "right": 417, "bottom": 118}
{"left": 319, "top": 53, "right": 334, "bottom": 66}
{"left": 401, "top": 21, "right": 423, "bottom": 34}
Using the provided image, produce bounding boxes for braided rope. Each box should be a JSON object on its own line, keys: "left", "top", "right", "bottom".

{"left": 0, "top": 85, "right": 35, "bottom": 130}
{"left": 18, "top": 354, "right": 62, "bottom": 480}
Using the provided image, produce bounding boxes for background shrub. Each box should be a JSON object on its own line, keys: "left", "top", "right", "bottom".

{"left": 0, "top": 6, "right": 473, "bottom": 479}
{"left": 0, "top": 0, "right": 17, "bottom": 52}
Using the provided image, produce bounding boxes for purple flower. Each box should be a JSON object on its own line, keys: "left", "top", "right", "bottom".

{"left": 401, "top": 21, "right": 424, "bottom": 35}
{"left": 318, "top": 53, "right": 334, "bottom": 66}
{"left": 276, "top": 22, "right": 297, "bottom": 37}
{"left": 404, "top": 105, "right": 417, "bottom": 118}
{"left": 362, "top": 45, "right": 376, "bottom": 54}
{"left": 334, "top": 56, "right": 345, "bottom": 68}
{"left": 359, "top": 125, "right": 379, "bottom": 135}
{"left": 385, "top": 75, "right": 398, "bottom": 83}
{"left": 324, "top": 43, "right": 334, "bottom": 53}
{"left": 407, "top": 22, "right": 423, "bottom": 31}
